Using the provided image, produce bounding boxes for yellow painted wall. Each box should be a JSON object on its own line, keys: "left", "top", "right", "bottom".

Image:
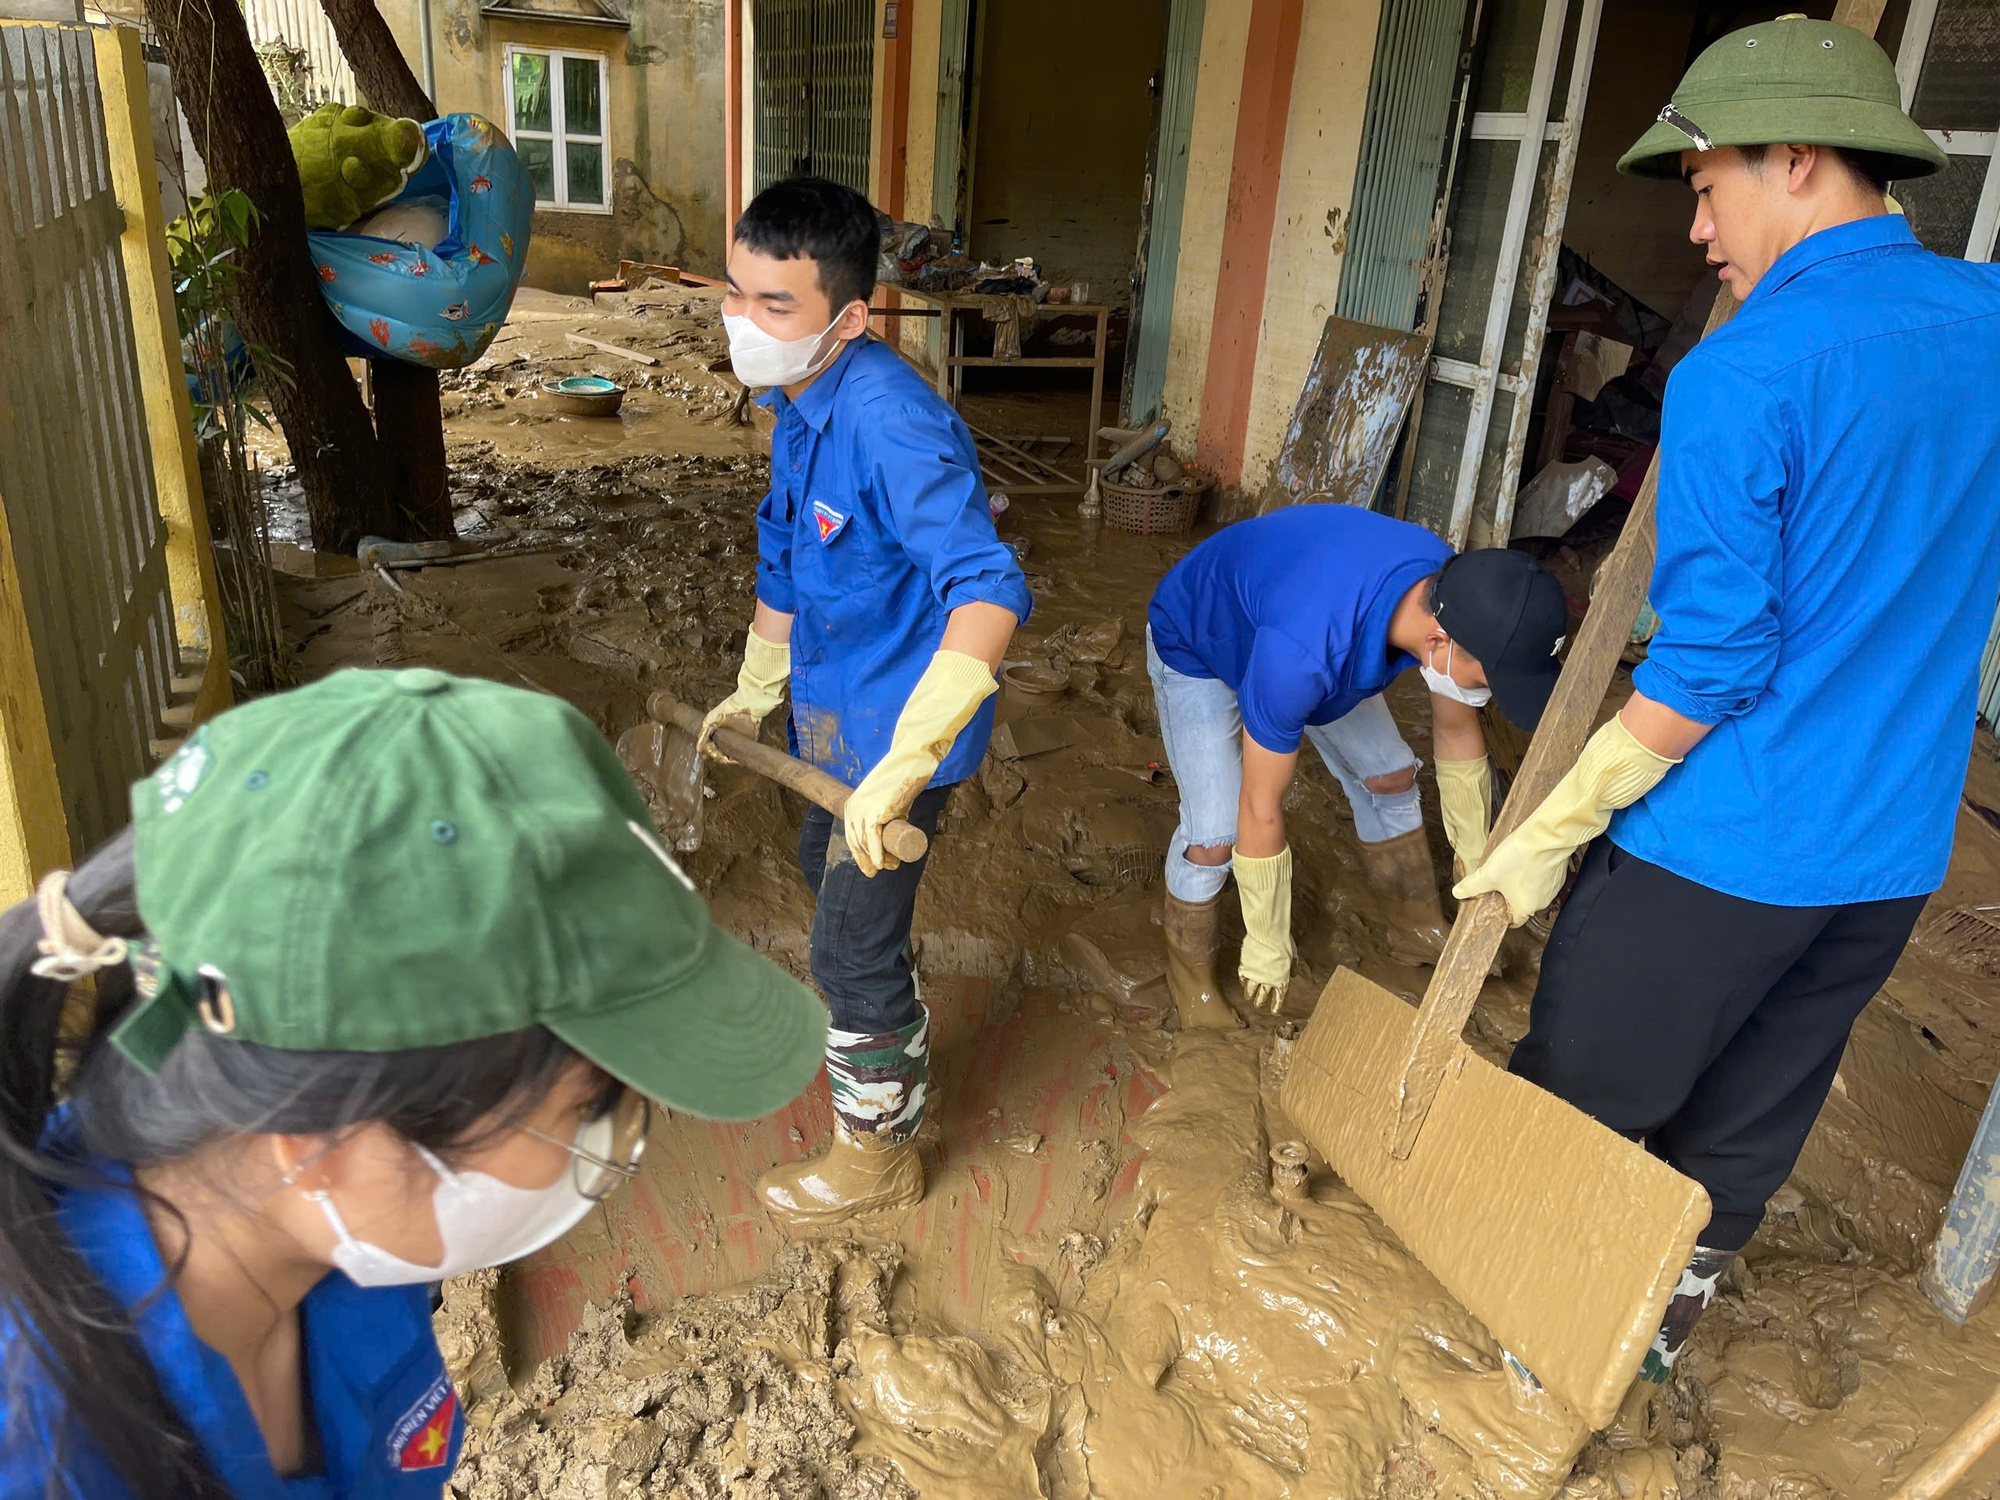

{"left": 1238, "top": 0, "right": 1381, "bottom": 485}
{"left": 379, "top": 0, "right": 728, "bottom": 293}
{"left": 1159, "top": 0, "right": 1250, "bottom": 442}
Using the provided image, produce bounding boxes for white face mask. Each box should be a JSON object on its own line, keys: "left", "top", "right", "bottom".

{"left": 1421, "top": 641, "right": 1493, "bottom": 708}
{"left": 723, "top": 305, "right": 854, "bottom": 388}
{"left": 307, "top": 1115, "right": 617, "bottom": 1286}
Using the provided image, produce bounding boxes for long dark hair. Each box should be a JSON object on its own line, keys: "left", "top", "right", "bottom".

{"left": 0, "top": 828, "right": 579, "bottom": 1496}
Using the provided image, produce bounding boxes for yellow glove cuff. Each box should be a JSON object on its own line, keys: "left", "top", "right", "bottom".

{"left": 1576, "top": 715, "right": 1679, "bottom": 808}
{"left": 1435, "top": 757, "right": 1493, "bottom": 869}
{"left": 738, "top": 627, "right": 792, "bottom": 708}
{"left": 1232, "top": 846, "right": 1293, "bottom": 989}
{"left": 888, "top": 649, "right": 998, "bottom": 763}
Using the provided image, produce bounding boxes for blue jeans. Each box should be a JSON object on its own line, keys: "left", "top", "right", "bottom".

{"left": 798, "top": 783, "right": 954, "bottom": 1034}
{"left": 1147, "top": 630, "right": 1422, "bottom": 902}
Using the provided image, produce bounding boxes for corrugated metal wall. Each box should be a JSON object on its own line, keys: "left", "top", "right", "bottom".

{"left": 1334, "top": 0, "right": 1470, "bottom": 332}
{"left": 751, "top": 0, "right": 874, "bottom": 198}
{"left": 243, "top": 0, "right": 357, "bottom": 114}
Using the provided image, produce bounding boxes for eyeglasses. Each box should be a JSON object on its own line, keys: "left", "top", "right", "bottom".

{"left": 522, "top": 1086, "right": 651, "bottom": 1201}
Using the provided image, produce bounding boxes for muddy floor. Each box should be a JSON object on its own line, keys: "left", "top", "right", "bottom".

{"left": 266, "top": 286, "right": 2000, "bottom": 1498}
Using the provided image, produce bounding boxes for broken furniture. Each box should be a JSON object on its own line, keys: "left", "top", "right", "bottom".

{"left": 869, "top": 285, "right": 1111, "bottom": 496}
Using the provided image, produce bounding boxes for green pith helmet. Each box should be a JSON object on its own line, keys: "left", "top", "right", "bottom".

{"left": 1618, "top": 16, "right": 1945, "bottom": 180}
{"left": 113, "top": 668, "right": 828, "bottom": 1123}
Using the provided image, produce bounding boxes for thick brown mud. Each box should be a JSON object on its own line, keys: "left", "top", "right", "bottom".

{"left": 267, "top": 291, "right": 2000, "bottom": 1498}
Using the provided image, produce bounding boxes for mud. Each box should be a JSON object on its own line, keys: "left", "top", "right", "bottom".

{"left": 261, "top": 294, "right": 2000, "bottom": 1497}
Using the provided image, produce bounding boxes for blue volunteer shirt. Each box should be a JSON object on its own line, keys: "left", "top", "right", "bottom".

{"left": 1613, "top": 215, "right": 2000, "bottom": 905}
{"left": 755, "top": 338, "right": 1033, "bottom": 788}
{"left": 1148, "top": 505, "right": 1452, "bottom": 753}
{"left": 1, "top": 1159, "right": 463, "bottom": 1497}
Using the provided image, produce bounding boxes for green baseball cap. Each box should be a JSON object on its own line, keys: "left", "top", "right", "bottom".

{"left": 1618, "top": 16, "right": 1946, "bottom": 180}
{"left": 113, "top": 667, "right": 827, "bottom": 1122}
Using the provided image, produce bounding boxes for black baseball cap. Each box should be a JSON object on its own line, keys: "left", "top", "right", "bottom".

{"left": 1429, "top": 548, "right": 1568, "bottom": 729}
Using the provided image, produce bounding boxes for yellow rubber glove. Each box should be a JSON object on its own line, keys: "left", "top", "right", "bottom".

{"left": 1453, "top": 717, "right": 1679, "bottom": 926}
{"left": 1233, "top": 846, "right": 1293, "bottom": 1013}
{"left": 1436, "top": 756, "right": 1494, "bottom": 872}
{"left": 698, "top": 628, "right": 791, "bottom": 764}
{"left": 844, "top": 650, "right": 996, "bottom": 877}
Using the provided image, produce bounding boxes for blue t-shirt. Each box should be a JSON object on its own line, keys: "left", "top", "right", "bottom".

{"left": 755, "top": 338, "right": 1034, "bottom": 788}
{"left": 1612, "top": 216, "right": 2000, "bottom": 905}
{"left": 1148, "top": 505, "right": 1452, "bottom": 753}
{"left": 0, "top": 1160, "right": 463, "bottom": 1497}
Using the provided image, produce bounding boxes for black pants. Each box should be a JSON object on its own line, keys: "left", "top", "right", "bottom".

{"left": 797, "top": 783, "right": 953, "bottom": 1035}
{"left": 1511, "top": 838, "right": 1926, "bottom": 1251}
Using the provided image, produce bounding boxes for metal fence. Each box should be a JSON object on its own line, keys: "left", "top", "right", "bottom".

{"left": 0, "top": 22, "right": 181, "bottom": 857}
{"left": 243, "top": 0, "right": 357, "bottom": 116}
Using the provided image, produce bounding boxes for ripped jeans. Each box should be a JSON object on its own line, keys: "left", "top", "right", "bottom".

{"left": 1147, "top": 629, "right": 1423, "bottom": 902}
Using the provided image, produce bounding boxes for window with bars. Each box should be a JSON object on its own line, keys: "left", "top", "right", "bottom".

{"left": 505, "top": 47, "right": 609, "bottom": 212}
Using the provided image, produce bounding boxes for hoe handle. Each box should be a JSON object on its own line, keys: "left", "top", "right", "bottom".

{"left": 646, "top": 691, "right": 930, "bottom": 866}
{"left": 1890, "top": 1381, "right": 2000, "bottom": 1499}
{"left": 1389, "top": 289, "right": 1741, "bottom": 1159}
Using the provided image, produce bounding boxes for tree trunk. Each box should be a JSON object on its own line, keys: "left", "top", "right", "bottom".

{"left": 318, "top": 0, "right": 454, "bottom": 542}
{"left": 148, "top": 0, "right": 400, "bottom": 554}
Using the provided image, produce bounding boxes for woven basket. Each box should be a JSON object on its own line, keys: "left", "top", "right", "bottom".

{"left": 1101, "top": 472, "right": 1212, "bottom": 536}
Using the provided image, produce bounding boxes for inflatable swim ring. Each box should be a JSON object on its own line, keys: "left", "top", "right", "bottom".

{"left": 307, "top": 113, "right": 532, "bottom": 370}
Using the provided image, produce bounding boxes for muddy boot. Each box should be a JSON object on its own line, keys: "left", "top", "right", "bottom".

{"left": 1361, "top": 828, "right": 1450, "bottom": 966}
{"left": 756, "top": 1125, "right": 925, "bottom": 1228}
{"left": 1636, "top": 1244, "right": 1736, "bottom": 1385}
{"left": 1163, "top": 892, "right": 1242, "bottom": 1030}
{"left": 757, "top": 1009, "right": 930, "bottom": 1229}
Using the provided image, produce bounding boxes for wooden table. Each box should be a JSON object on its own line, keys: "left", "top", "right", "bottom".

{"left": 870, "top": 285, "right": 1111, "bottom": 497}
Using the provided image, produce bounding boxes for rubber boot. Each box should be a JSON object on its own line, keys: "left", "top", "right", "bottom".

{"left": 1636, "top": 1244, "right": 1736, "bottom": 1385}
{"left": 1163, "top": 892, "right": 1242, "bottom": 1030}
{"left": 1361, "top": 828, "right": 1450, "bottom": 966}
{"left": 757, "top": 1009, "right": 929, "bottom": 1229}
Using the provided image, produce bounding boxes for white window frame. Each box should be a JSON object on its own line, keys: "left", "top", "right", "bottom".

{"left": 502, "top": 45, "right": 611, "bottom": 214}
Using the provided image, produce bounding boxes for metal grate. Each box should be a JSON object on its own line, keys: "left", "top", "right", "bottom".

{"left": 0, "top": 24, "right": 179, "bottom": 854}
{"left": 811, "top": 0, "right": 874, "bottom": 197}
{"left": 1896, "top": 150, "right": 1990, "bottom": 255}
{"left": 751, "top": 0, "right": 876, "bottom": 198}
{"left": 1911, "top": 0, "right": 2000, "bottom": 130}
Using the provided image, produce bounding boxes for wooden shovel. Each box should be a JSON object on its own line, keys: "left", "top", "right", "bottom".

{"left": 1278, "top": 297, "right": 1745, "bottom": 1431}
{"left": 633, "top": 690, "right": 928, "bottom": 866}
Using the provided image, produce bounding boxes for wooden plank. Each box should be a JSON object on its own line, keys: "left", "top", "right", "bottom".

{"left": 565, "top": 331, "right": 659, "bottom": 366}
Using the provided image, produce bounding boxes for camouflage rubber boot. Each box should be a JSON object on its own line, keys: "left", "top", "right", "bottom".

{"left": 756, "top": 1007, "right": 928, "bottom": 1229}
{"left": 1637, "top": 1244, "right": 1737, "bottom": 1384}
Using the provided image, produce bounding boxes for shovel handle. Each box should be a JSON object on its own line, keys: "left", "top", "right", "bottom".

{"left": 645, "top": 691, "right": 930, "bottom": 866}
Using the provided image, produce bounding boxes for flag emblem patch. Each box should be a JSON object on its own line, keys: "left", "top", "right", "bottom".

{"left": 388, "top": 1375, "right": 457, "bottom": 1471}
{"left": 812, "top": 500, "right": 848, "bottom": 544}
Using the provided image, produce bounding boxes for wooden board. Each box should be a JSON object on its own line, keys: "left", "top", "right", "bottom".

{"left": 1260, "top": 316, "right": 1431, "bottom": 514}
{"left": 1282, "top": 969, "right": 1709, "bottom": 1429}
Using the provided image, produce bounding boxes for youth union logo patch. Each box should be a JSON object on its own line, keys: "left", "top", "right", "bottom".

{"left": 387, "top": 1373, "right": 457, "bottom": 1472}
{"left": 812, "top": 500, "right": 848, "bottom": 544}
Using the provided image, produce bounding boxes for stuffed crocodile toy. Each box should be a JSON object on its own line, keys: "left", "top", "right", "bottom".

{"left": 288, "top": 103, "right": 429, "bottom": 231}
